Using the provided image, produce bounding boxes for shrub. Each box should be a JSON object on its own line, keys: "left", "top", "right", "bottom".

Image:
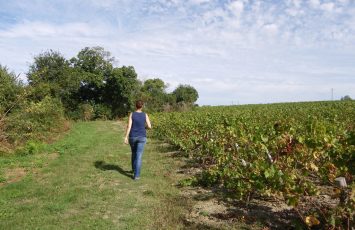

{"left": 77, "top": 103, "right": 94, "bottom": 121}
{"left": 0, "top": 65, "right": 23, "bottom": 114}
{"left": 0, "top": 116, "right": 11, "bottom": 154}
{"left": 15, "top": 140, "right": 45, "bottom": 156}
{"left": 5, "top": 96, "right": 66, "bottom": 144}
{"left": 66, "top": 103, "right": 112, "bottom": 121}
{"left": 93, "top": 104, "right": 112, "bottom": 120}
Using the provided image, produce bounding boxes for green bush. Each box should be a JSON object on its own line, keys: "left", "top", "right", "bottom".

{"left": 5, "top": 96, "right": 66, "bottom": 144}
{"left": 0, "top": 174, "right": 5, "bottom": 183}
{"left": 15, "top": 140, "right": 46, "bottom": 156}
{"left": 77, "top": 103, "right": 94, "bottom": 121}
{"left": 66, "top": 103, "right": 112, "bottom": 121}
{"left": 0, "top": 65, "right": 24, "bottom": 114}
{"left": 93, "top": 104, "right": 112, "bottom": 120}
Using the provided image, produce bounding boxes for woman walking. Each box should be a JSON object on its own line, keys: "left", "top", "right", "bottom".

{"left": 124, "top": 100, "right": 152, "bottom": 180}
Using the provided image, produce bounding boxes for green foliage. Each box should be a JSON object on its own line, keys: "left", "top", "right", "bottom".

{"left": 173, "top": 84, "right": 199, "bottom": 104}
{"left": 178, "top": 177, "right": 198, "bottom": 187}
{"left": 71, "top": 46, "right": 114, "bottom": 75}
{"left": 0, "top": 65, "right": 24, "bottom": 114}
{"left": 104, "top": 66, "right": 140, "bottom": 117}
{"left": 24, "top": 47, "right": 200, "bottom": 118}
{"left": 75, "top": 103, "right": 94, "bottom": 121}
{"left": 70, "top": 47, "right": 114, "bottom": 107}
{"left": 28, "top": 50, "right": 71, "bottom": 100}
{"left": 0, "top": 175, "right": 5, "bottom": 183}
{"left": 138, "top": 79, "right": 199, "bottom": 112}
{"left": 92, "top": 103, "right": 112, "bottom": 120}
{"left": 28, "top": 50, "right": 68, "bottom": 84}
{"left": 151, "top": 101, "right": 355, "bottom": 228}
{"left": 5, "top": 96, "right": 66, "bottom": 144}
{"left": 15, "top": 140, "right": 46, "bottom": 156}
{"left": 140, "top": 78, "right": 168, "bottom": 112}
{"left": 1, "top": 45, "right": 200, "bottom": 153}
{"left": 26, "top": 50, "right": 82, "bottom": 113}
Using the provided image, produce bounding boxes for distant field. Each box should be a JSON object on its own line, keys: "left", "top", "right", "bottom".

{"left": 151, "top": 100, "right": 355, "bottom": 228}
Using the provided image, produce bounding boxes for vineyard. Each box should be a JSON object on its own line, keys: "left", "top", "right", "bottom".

{"left": 151, "top": 101, "right": 355, "bottom": 228}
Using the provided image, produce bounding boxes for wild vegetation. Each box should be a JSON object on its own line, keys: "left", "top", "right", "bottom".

{"left": 26, "top": 47, "right": 198, "bottom": 118}
{"left": 0, "top": 65, "right": 67, "bottom": 154}
{"left": 150, "top": 101, "right": 355, "bottom": 229}
{"left": 0, "top": 47, "right": 198, "bottom": 153}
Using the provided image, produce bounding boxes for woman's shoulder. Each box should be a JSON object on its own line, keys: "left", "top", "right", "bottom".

{"left": 132, "top": 111, "right": 146, "bottom": 117}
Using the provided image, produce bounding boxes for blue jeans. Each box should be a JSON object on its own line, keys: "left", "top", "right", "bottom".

{"left": 129, "top": 136, "right": 147, "bottom": 179}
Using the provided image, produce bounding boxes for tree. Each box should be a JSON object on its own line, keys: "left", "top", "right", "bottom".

{"left": 140, "top": 78, "right": 168, "bottom": 112}
{"left": 0, "top": 65, "right": 24, "bottom": 114}
{"left": 340, "top": 95, "right": 352, "bottom": 101}
{"left": 104, "top": 66, "right": 141, "bottom": 117}
{"left": 71, "top": 46, "right": 114, "bottom": 75}
{"left": 27, "top": 50, "right": 71, "bottom": 100}
{"left": 71, "top": 47, "right": 114, "bottom": 104}
{"left": 173, "top": 84, "right": 199, "bottom": 104}
{"left": 23, "top": 46, "right": 201, "bottom": 118}
{"left": 27, "top": 50, "right": 82, "bottom": 111}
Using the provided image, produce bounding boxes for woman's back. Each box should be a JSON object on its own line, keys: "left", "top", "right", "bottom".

{"left": 129, "top": 112, "right": 146, "bottom": 137}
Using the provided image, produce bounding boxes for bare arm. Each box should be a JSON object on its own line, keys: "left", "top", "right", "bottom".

{"left": 124, "top": 113, "right": 132, "bottom": 144}
{"left": 146, "top": 113, "right": 152, "bottom": 129}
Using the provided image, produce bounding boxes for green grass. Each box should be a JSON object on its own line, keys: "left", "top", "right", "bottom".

{"left": 0, "top": 121, "right": 187, "bottom": 229}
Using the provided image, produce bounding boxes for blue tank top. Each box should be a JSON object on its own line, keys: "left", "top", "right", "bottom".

{"left": 129, "top": 112, "right": 146, "bottom": 137}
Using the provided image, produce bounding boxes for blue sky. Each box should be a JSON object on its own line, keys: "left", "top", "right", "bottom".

{"left": 0, "top": 0, "right": 354, "bottom": 105}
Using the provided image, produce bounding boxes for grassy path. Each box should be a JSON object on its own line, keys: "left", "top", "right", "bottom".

{"left": 0, "top": 121, "right": 187, "bottom": 229}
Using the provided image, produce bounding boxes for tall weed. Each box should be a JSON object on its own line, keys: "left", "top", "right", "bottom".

{"left": 5, "top": 96, "right": 66, "bottom": 145}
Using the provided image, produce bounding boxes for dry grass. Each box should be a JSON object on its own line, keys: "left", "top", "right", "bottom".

{"left": 0, "top": 118, "right": 12, "bottom": 154}
{"left": 0, "top": 167, "right": 27, "bottom": 186}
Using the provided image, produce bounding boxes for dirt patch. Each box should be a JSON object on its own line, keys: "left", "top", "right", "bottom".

{"left": 0, "top": 167, "right": 27, "bottom": 186}
{"left": 183, "top": 188, "right": 231, "bottom": 229}
{"left": 62, "top": 208, "right": 81, "bottom": 219}
{"left": 0, "top": 141, "right": 12, "bottom": 154}
{"left": 47, "top": 152, "right": 59, "bottom": 161}
{"left": 181, "top": 186, "right": 282, "bottom": 229}
{"left": 177, "top": 176, "right": 347, "bottom": 229}
{"left": 15, "top": 197, "right": 38, "bottom": 205}
{"left": 2, "top": 152, "right": 60, "bottom": 186}
{"left": 173, "top": 155, "right": 344, "bottom": 230}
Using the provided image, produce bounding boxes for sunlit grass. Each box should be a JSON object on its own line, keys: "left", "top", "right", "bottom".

{"left": 0, "top": 121, "right": 187, "bottom": 229}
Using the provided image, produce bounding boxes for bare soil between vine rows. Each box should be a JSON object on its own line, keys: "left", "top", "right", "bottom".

{"left": 167, "top": 148, "right": 344, "bottom": 230}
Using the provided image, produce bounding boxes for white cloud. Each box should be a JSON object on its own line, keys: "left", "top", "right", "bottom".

{"left": 337, "top": 0, "right": 349, "bottom": 5}
{"left": 189, "top": 0, "right": 210, "bottom": 4}
{"left": 286, "top": 7, "right": 305, "bottom": 16}
{"left": 0, "top": 0, "right": 355, "bottom": 105}
{"left": 228, "top": 1, "right": 244, "bottom": 16}
{"left": 201, "top": 8, "right": 227, "bottom": 26}
{"left": 0, "top": 21, "right": 110, "bottom": 39}
{"left": 309, "top": 0, "right": 320, "bottom": 8}
{"left": 292, "top": 0, "right": 303, "bottom": 8}
{"left": 320, "top": 2, "right": 336, "bottom": 12}
{"left": 262, "top": 23, "right": 278, "bottom": 36}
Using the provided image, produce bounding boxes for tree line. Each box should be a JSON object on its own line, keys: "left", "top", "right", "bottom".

{"left": 0, "top": 46, "right": 198, "bottom": 152}
{"left": 27, "top": 46, "right": 198, "bottom": 119}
